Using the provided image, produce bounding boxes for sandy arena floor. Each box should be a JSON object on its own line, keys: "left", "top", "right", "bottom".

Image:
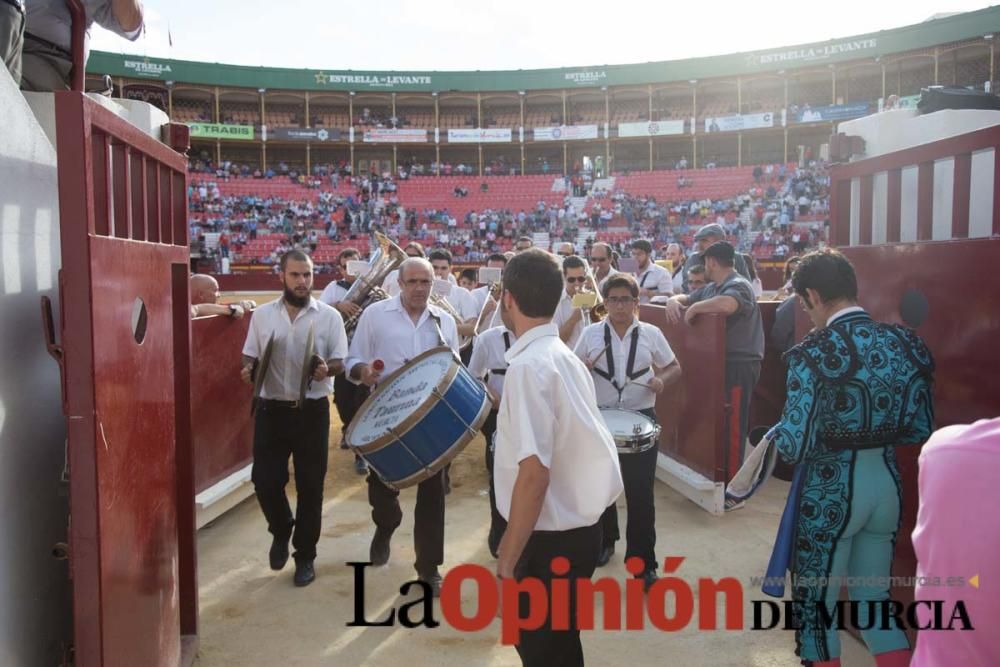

{"left": 195, "top": 405, "right": 877, "bottom": 667}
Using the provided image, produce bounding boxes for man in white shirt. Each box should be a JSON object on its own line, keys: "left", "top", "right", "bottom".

{"left": 630, "top": 239, "right": 673, "bottom": 303}
{"left": 663, "top": 243, "right": 686, "bottom": 294}
{"left": 552, "top": 255, "right": 592, "bottom": 350}
{"left": 574, "top": 274, "right": 681, "bottom": 589}
{"left": 470, "top": 253, "right": 508, "bottom": 320}
{"left": 319, "top": 248, "right": 369, "bottom": 475}
{"left": 467, "top": 324, "right": 517, "bottom": 558}
{"left": 494, "top": 248, "right": 623, "bottom": 667}
{"left": 588, "top": 242, "right": 619, "bottom": 292}
{"left": 239, "top": 250, "right": 348, "bottom": 588}
{"left": 345, "top": 257, "right": 459, "bottom": 596}
{"left": 555, "top": 241, "right": 575, "bottom": 258}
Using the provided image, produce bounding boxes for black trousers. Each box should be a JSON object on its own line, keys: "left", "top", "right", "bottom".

{"left": 514, "top": 522, "right": 602, "bottom": 667}
{"left": 333, "top": 372, "right": 369, "bottom": 434}
{"left": 481, "top": 409, "right": 508, "bottom": 543}
{"left": 725, "top": 360, "right": 762, "bottom": 478}
{"left": 368, "top": 470, "right": 445, "bottom": 576}
{"left": 598, "top": 407, "right": 658, "bottom": 572}
{"left": 251, "top": 398, "right": 330, "bottom": 563}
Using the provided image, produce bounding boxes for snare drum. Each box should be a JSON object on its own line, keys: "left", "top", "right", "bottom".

{"left": 600, "top": 408, "right": 661, "bottom": 454}
{"left": 346, "top": 347, "right": 491, "bottom": 489}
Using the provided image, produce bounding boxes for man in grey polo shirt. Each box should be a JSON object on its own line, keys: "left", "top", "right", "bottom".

{"left": 1, "top": 0, "right": 24, "bottom": 84}
{"left": 680, "top": 223, "right": 750, "bottom": 293}
{"left": 665, "top": 241, "right": 764, "bottom": 474}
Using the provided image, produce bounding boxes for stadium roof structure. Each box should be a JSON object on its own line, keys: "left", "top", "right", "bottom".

{"left": 88, "top": 5, "right": 1000, "bottom": 92}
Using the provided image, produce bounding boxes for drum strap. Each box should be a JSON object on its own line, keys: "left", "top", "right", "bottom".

{"left": 337, "top": 280, "right": 352, "bottom": 289}
{"left": 639, "top": 270, "right": 650, "bottom": 288}
{"left": 592, "top": 324, "right": 648, "bottom": 401}
{"left": 487, "top": 332, "right": 512, "bottom": 378}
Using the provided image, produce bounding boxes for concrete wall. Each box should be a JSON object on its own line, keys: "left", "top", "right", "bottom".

{"left": 0, "top": 66, "right": 72, "bottom": 664}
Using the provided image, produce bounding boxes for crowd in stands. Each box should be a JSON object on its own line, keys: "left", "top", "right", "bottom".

{"left": 188, "top": 155, "right": 830, "bottom": 273}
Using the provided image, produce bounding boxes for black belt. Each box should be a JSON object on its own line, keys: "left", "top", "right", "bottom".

{"left": 24, "top": 31, "right": 72, "bottom": 59}
{"left": 260, "top": 397, "right": 327, "bottom": 409}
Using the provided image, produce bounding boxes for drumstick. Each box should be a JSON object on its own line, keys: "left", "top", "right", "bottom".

{"left": 589, "top": 342, "right": 612, "bottom": 367}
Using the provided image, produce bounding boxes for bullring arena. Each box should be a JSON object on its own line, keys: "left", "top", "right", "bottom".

{"left": 1, "top": 2, "right": 999, "bottom": 666}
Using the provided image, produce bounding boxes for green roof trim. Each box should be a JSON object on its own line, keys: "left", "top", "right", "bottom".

{"left": 87, "top": 6, "right": 1000, "bottom": 92}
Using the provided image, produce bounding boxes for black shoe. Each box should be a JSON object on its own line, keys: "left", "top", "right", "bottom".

{"left": 596, "top": 544, "right": 615, "bottom": 567}
{"left": 487, "top": 526, "right": 502, "bottom": 559}
{"left": 269, "top": 535, "right": 290, "bottom": 571}
{"left": 339, "top": 437, "right": 349, "bottom": 450}
{"left": 294, "top": 560, "right": 315, "bottom": 587}
{"left": 639, "top": 569, "right": 658, "bottom": 592}
{"left": 354, "top": 456, "right": 368, "bottom": 475}
{"left": 418, "top": 570, "right": 442, "bottom": 598}
{"left": 370, "top": 527, "right": 392, "bottom": 566}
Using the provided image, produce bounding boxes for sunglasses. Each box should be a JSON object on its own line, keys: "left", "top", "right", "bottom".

{"left": 566, "top": 276, "right": 588, "bottom": 284}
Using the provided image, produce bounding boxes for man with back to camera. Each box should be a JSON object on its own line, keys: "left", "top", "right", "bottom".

{"left": 664, "top": 241, "right": 763, "bottom": 470}
{"left": 345, "top": 257, "right": 459, "bottom": 596}
{"left": 239, "top": 250, "right": 347, "bottom": 587}
{"left": 494, "top": 248, "right": 623, "bottom": 667}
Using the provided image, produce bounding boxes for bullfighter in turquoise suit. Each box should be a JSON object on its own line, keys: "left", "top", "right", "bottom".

{"left": 765, "top": 250, "right": 935, "bottom": 667}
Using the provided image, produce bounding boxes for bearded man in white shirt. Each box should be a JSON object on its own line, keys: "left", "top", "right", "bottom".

{"left": 494, "top": 248, "right": 623, "bottom": 667}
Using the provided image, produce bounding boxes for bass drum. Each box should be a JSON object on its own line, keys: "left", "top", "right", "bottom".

{"left": 346, "top": 347, "right": 491, "bottom": 489}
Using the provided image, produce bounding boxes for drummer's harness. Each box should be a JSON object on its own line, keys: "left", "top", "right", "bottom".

{"left": 591, "top": 323, "right": 649, "bottom": 408}
{"left": 484, "top": 332, "right": 512, "bottom": 454}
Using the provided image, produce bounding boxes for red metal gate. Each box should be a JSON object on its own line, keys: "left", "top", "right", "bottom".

{"left": 52, "top": 92, "right": 196, "bottom": 666}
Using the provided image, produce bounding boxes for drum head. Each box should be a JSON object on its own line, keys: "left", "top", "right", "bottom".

{"left": 349, "top": 348, "right": 456, "bottom": 446}
{"left": 600, "top": 408, "right": 657, "bottom": 439}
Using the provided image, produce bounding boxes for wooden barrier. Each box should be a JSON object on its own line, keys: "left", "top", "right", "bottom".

{"left": 190, "top": 314, "right": 254, "bottom": 495}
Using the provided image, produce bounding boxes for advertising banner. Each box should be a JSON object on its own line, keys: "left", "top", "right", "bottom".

{"left": 617, "top": 120, "right": 685, "bottom": 137}
{"left": 187, "top": 122, "right": 255, "bottom": 140}
{"left": 447, "top": 128, "right": 512, "bottom": 143}
{"left": 704, "top": 112, "right": 774, "bottom": 133}
{"left": 269, "top": 127, "right": 342, "bottom": 142}
{"left": 533, "top": 125, "right": 600, "bottom": 141}
{"left": 796, "top": 103, "right": 869, "bottom": 123}
{"left": 362, "top": 128, "right": 427, "bottom": 143}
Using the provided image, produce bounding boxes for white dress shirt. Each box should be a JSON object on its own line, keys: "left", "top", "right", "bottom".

{"left": 470, "top": 285, "right": 491, "bottom": 313}
{"left": 595, "top": 267, "right": 621, "bottom": 293}
{"left": 241, "top": 297, "right": 348, "bottom": 400}
{"left": 467, "top": 326, "right": 516, "bottom": 399}
{"left": 318, "top": 279, "right": 352, "bottom": 306}
{"left": 671, "top": 267, "right": 684, "bottom": 294}
{"left": 345, "top": 295, "right": 459, "bottom": 379}
{"left": 440, "top": 282, "right": 477, "bottom": 320}
{"left": 574, "top": 319, "right": 675, "bottom": 411}
{"left": 635, "top": 262, "right": 674, "bottom": 303}
{"left": 552, "top": 291, "right": 587, "bottom": 350}
{"left": 494, "top": 323, "right": 623, "bottom": 531}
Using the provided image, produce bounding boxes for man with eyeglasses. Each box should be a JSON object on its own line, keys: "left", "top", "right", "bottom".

{"left": 383, "top": 241, "right": 445, "bottom": 297}
{"left": 589, "top": 242, "right": 619, "bottom": 292}
{"left": 574, "top": 274, "right": 681, "bottom": 589}
{"left": 319, "top": 248, "right": 370, "bottom": 475}
{"left": 630, "top": 239, "right": 674, "bottom": 304}
{"left": 552, "top": 255, "right": 592, "bottom": 349}
{"left": 346, "top": 257, "right": 460, "bottom": 596}
{"left": 685, "top": 265, "right": 708, "bottom": 292}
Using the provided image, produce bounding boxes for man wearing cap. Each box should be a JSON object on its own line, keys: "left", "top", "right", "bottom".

{"left": 665, "top": 241, "right": 763, "bottom": 471}
{"left": 681, "top": 224, "right": 750, "bottom": 293}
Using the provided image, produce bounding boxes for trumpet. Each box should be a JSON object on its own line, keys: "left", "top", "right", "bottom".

{"left": 577, "top": 264, "right": 607, "bottom": 323}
